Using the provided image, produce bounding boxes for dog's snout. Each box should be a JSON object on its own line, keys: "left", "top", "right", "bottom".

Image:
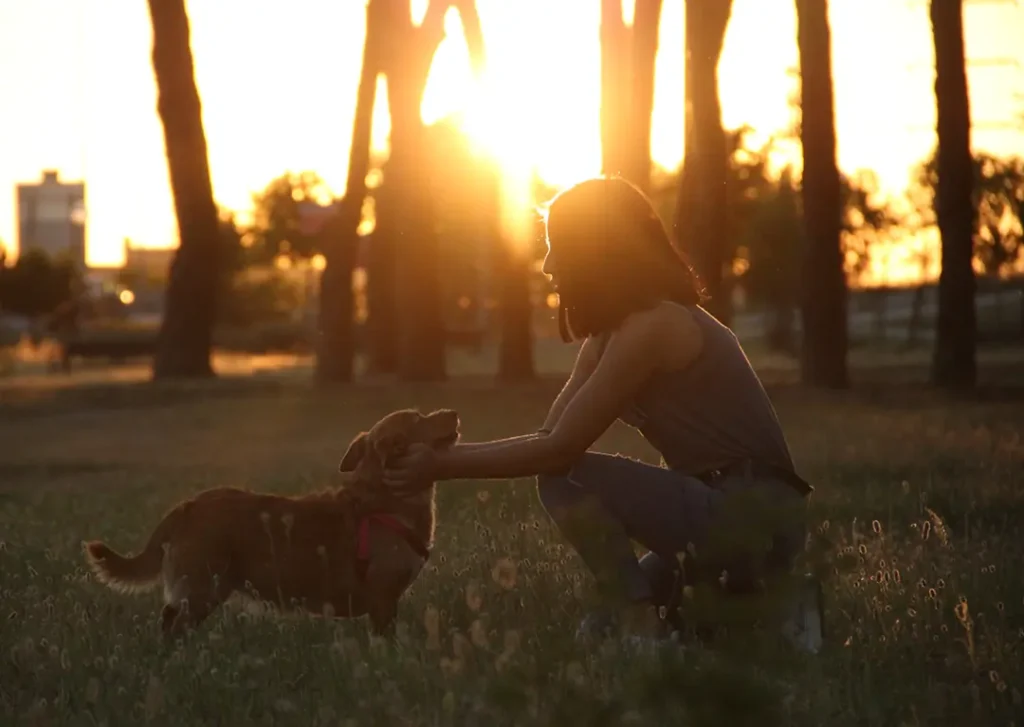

{"left": 431, "top": 409, "right": 459, "bottom": 430}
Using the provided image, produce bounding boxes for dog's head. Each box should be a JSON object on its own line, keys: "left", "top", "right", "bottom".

{"left": 338, "top": 408, "right": 460, "bottom": 490}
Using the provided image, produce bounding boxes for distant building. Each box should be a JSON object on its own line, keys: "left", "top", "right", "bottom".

{"left": 123, "top": 239, "right": 175, "bottom": 283}
{"left": 16, "top": 170, "right": 86, "bottom": 268}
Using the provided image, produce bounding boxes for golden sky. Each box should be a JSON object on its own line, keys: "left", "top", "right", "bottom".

{"left": 1, "top": 0, "right": 1021, "bottom": 282}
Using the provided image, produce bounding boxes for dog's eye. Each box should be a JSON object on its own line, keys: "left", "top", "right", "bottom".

{"left": 374, "top": 434, "right": 408, "bottom": 459}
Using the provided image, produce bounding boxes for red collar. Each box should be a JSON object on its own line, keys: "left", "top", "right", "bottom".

{"left": 355, "top": 513, "right": 431, "bottom": 581}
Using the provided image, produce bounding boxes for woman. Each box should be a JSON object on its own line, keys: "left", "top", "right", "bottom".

{"left": 386, "top": 177, "right": 818, "bottom": 647}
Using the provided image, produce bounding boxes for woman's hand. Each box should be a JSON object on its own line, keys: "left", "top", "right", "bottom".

{"left": 384, "top": 443, "right": 440, "bottom": 490}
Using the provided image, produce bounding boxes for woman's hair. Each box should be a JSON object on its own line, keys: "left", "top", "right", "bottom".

{"left": 542, "top": 176, "right": 705, "bottom": 342}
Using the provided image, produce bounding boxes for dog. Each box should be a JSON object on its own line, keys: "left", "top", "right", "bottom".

{"left": 83, "top": 408, "right": 459, "bottom": 639}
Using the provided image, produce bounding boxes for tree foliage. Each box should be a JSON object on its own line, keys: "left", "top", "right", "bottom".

{"left": 914, "top": 151, "right": 1024, "bottom": 278}
{"left": 0, "top": 250, "right": 81, "bottom": 319}
{"left": 245, "top": 172, "right": 334, "bottom": 263}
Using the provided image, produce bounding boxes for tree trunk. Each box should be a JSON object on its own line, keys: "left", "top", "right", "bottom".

{"left": 147, "top": 0, "right": 220, "bottom": 379}
{"left": 906, "top": 284, "right": 927, "bottom": 348}
{"left": 674, "top": 0, "right": 733, "bottom": 325}
{"left": 1019, "top": 280, "right": 1024, "bottom": 339}
{"left": 316, "top": 0, "right": 382, "bottom": 382}
{"left": 600, "top": 0, "right": 631, "bottom": 179}
{"left": 929, "top": 0, "right": 977, "bottom": 389}
{"left": 488, "top": 167, "right": 534, "bottom": 381}
{"left": 449, "top": 0, "right": 532, "bottom": 378}
{"left": 627, "top": 0, "right": 664, "bottom": 194}
{"left": 382, "top": 1, "right": 449, "bottom": 381}
{"left": 795, "top": 0, "right": 848, "bottom": 388}
{"left": 367, "top": 177, "right": 399, "bottom": 375}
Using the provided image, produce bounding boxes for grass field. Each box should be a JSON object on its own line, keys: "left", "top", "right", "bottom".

{"left": 2, "top": 373, "right": 1023, "bottom": 726}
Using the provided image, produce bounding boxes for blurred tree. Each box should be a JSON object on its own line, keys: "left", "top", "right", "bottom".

{"left": 600, "top": 0, "right": 663, "bottom": 195}
{"left": 0, "top": 250, "right": 80, "bottom": 319}
{"left": 739, "top": 163, "right": 897, "bottom": 354}
{"left": 915, "top": 151, "right": 1024, "bottom": 278}
{"left": 379, "top": 0, "right": 446, "bottom": 381}
{"left": 742, "top": 168, "right": 804, "bottom": 354}
{"left": 929, "top": 0, "right": 976, "bottom": 389}
{"left": 217, "top": 209, "right": 249, "bottom": 280}
{"left": 914, "top": 150, "right": 1024, "bottom": 338}
{"left": 628, "top": 0, "right": 664, "bottom": 194}
{"left": 795, "top": 0, "right": 847, "bottom": 388}
{"left": 315, "top": 0, "right": 383, "bottom": 382}
{"left": 493, "top": 169, "right": 536, "bottom": 382}
{"left": 600, "top": 0, "right": 630, "bottom": 179}
{"left": 674, "top": 0, "right": 733, "bottom": 324}
{"left": 147, "top": 0, "right": 222, "bottom": 379}
{"left": 219, "top": 272, "right": 303, "bottom": 329}
{"left": 246, "top": 172, "right": 333, "bottom": 262}
{"left": 378, "top": 0, "right": 484, "bottom": 381}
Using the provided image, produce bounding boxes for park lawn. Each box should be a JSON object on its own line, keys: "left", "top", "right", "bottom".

{"left": 1, "top": 376, "right": 1022, "bottom": 726}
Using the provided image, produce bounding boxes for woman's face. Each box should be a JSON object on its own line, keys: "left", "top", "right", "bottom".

{"left": 541, "top": 244, "right": 558, "bottom": 283}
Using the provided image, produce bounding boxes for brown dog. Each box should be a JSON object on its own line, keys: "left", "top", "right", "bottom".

{"left": 83, "top": 408, "right": 458, "bottom": 639}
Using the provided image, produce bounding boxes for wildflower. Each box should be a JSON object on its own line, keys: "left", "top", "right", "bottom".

{"left": 503, "top": 629, "right": 520, "bottom": 655}
{"left": 476, "top": 489, "right": 490, "bottom": 504}
{"left": 442, "top": 691, "right": 456, "bottom": 713}
{"left": 274, "top": 699, "right": 297, "bottom": 714}
{"left": 439, "top": 656, "right": 463, "bottom": 678}
{"left": 452, "top": 632, "right": 472, "bottom": 661}
{"left": 424, "top": 606, "right": 441, "bottom": 650}
{"left": 470, "top": 620, "right": 488, "bottom": 648}
{"left": 144, "top": 676, "right": 164, "bottom": 720}
{"left": 565, "top": 661, "right": 587, "bottom": 688}
{"left": 491, "top": 558, "right": 518, "bottom": 590}
{"left": 84, "top": 677, "right": 101, "bottom": 704}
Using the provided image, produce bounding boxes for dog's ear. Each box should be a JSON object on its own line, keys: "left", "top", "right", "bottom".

{"left": 339, "top": 432, "right": 368, "bottom": 473}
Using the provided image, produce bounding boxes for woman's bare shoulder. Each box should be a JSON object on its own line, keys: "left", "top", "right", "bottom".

{"left": 647, "top": 301, "right": 704, "bottom": 370}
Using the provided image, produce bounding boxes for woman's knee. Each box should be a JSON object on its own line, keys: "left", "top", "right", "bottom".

{"left": 536, "top": 452, "right": 636, "bottom": 511}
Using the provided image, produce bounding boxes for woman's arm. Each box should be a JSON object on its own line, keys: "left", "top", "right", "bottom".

{"left": 431, "top": 309, "right": 679, "bottom": 481}
{"left": 538, "top": 336, "right": 604, "bottom": 433}
{"left": 433, "top": 340, "right": 601, "bottom": 462}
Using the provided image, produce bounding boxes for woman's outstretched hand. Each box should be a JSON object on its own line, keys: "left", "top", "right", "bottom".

{"left": 384, "top": 443, "right": 439, "bottom": 490}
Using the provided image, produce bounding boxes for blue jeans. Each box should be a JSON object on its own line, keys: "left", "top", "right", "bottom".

{"left": 536, "top": 452, "right": 807, "bottom": 606}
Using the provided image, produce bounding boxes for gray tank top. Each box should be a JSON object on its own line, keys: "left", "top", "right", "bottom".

{"left": 617, "top": 305, "right": 794, "bottom": 475}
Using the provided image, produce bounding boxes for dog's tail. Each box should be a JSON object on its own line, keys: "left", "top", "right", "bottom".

{"left": 83, "top": 504, "right": 185, "bottom": 594}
